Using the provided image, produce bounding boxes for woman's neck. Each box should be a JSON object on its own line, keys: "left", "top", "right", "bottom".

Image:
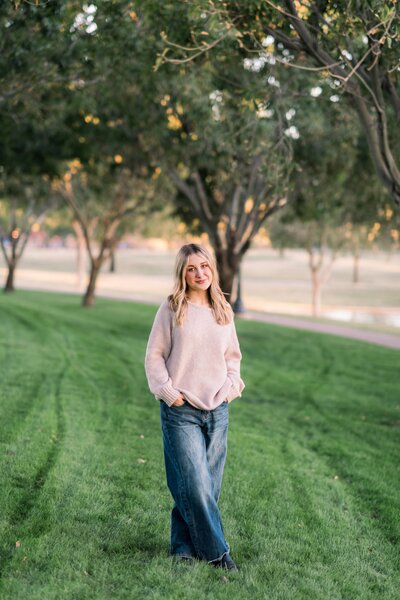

{"left": 186, "top": 291, "right": 210, "bottom": 306}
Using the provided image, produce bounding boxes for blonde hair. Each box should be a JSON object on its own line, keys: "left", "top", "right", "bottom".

{"left": 168, "top": 243, "right": 233, "bottom": 326}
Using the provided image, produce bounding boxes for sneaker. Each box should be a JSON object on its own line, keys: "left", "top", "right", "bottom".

{"left": 212, "top": 553, "right": 239, "bottom": 571}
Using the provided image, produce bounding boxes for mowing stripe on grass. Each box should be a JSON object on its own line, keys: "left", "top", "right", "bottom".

{"left": 0, "top": 290, "right": 399, "bottom": 600}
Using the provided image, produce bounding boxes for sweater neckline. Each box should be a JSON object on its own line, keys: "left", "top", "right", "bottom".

{"left": 187, "top": 300, "right": 212, "bottom": 309}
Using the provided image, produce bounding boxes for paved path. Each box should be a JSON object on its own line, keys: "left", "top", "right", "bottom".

{"left": 12, "top": 280, "right": 400, "bottom": 351}
{"left": 241, "top": 311, "right": 400, "bottom": 350}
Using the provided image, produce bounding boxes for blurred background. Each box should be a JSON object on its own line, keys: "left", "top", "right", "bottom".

{"left": 1, "top": 0, "right": 399, "bottom": 331}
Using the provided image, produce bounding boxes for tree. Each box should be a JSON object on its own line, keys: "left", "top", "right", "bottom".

{"left": 144, "top": 8, "right": 293, "bottom": 300}
{"left": 159, "top": 1, "right": 400, "bottom": 208}
{"left": 1, "top": 1, "right": 174, "bottom": 305}
{"left": 0, "top": 175, "right": 56, "bottom": 292}
{"left": 0, "top": 1, "right": 84, "bottom": 291}
{"left": 59, "top": 160, "right": 158, "bottom": 306}
{"left": 269, "top": 212, "right": 349, "bottom": 316}
{"left": 267, "top": 96, "right": 371, "bottom": 315}
{"left": 166, "top": 99, "right": 291, "bottom": 299}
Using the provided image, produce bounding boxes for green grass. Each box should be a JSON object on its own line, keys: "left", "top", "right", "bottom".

{"left": 0, "top": 290, "right": 399, "bottom": 600}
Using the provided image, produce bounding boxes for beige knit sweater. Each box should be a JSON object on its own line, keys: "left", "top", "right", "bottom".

{"left": 145, "top": 300, "right": 245, "bottom": 410}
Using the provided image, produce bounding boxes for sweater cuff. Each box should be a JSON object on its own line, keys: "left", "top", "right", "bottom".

{"left": 159, "top": 382, "right": 181, "bottom": 407}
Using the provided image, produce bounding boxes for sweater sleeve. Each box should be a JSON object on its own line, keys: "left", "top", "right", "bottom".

{"left": 224, "top": 321, "right": 245, "bottom": 403}
{"left": 144, "top": 301, "right": 181, "bottom": 406}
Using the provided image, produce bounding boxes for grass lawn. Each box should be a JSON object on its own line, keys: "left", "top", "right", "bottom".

{"left": 0, "top": 290, "right": 399, "bottom": 600}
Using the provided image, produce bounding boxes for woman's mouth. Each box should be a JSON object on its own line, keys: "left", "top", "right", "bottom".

{"left": 196, "top": 279, "right": 207, "bottom": 284}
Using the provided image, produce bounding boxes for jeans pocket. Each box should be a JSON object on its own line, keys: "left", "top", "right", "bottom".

{"left": 170, "top": 400, "right": 187, "bottom": 409}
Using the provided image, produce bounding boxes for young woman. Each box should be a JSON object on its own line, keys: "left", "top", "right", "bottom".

{"left": 145, "top": 243, "right": 245, "bottom": 571}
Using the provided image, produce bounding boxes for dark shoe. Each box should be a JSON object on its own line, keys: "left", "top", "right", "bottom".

{"left": 211, "top": 553, "right": 239, "bottom": 571}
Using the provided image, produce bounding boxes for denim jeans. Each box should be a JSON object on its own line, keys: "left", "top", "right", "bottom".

{"left": 160, "top": 399, "right": 230, "bottom": 563}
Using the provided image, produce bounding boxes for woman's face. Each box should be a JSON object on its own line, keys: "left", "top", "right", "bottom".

{"left": 185, "top": 253, "right": 213, "bottom": 292}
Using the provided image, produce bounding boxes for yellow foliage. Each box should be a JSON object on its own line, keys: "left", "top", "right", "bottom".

{"left": 367, "top": 222, "right": 381, "bottom": 242}
{"left": 386, "top": 206, "right": 393, "bottom": 220}
{"left": 294, "top": 0, "right": 311, "bottom": 19}
{"left": 244, "top": 197, "right": 254, "bottom": 213}
{"left": 152, "top": 167, "right": 162, "bottom": 180}
{"left": 160, "top": 94, "right": 171, "bottom": 106}
{"left": 167, "top": 114, "right": 182, "bottom": 130}
{"left": 190, "top": 133, "right": 198, "bottom": 141}
{"left": 213, "top": 190, "right": 223, "bottom": 203}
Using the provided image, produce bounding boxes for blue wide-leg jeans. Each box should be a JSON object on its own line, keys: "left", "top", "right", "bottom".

{"left": 160, "top": 400, "right": 230, "bottom": 563}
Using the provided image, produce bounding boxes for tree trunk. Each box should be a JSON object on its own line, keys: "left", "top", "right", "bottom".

{"left": 72, "top": 220, "right": 86, "bottom": 290}
{"left": 311, "top": 269, "right": 321, "bottom": 317}
{"left": 232, "top": 265, "right": 246, "bottom": 314}
{"left": 214, "top": 247, "right": 241, "bottom": 303}
{"left": 4, "top": 262, "right": 16, "bottom": 293}
{"left": 109, "top": 250, "right": 116, "bottom": 273}
{"left": 82, "top": 260, "right": 102, "bottom": 307}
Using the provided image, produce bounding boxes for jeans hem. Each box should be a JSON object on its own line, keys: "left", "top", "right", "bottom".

{"left": 207, "top": 548, "right": 229, "bottom": 564}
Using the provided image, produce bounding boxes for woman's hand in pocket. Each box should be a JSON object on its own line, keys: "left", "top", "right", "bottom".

{"left": 172, "top": 394, "right": 186, "bottom": 407}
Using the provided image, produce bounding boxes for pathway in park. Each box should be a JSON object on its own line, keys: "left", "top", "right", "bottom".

{"left": 12, "top": 277, "right": 400, "bottom": 350}
{"left": 241, "top": 311, "right": 400, "bottom": 350}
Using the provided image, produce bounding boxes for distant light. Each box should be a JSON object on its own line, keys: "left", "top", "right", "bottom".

{"left": 114, "top": 155, "right": 123, "bottom": 163}
{"left": 244, "top": 56, "right": 268, "bottom": 72}
{"left": 257, "top": 107, "right": 274, "bottom": 119}
{"left": 262, "top": 35, "right": 274, "bottom": 47}
{"left": 84, "top": 4, "right": 97, "bottom": 15}
{"left": 267, "top": 75, "right": 280, "bottom": 87}
{"left": 86, "top": 22, "right": 97, "bottom": 34}
{"left": 284, "top": 126, "right": 300, "bottom": 140}
{"left": 310, "top": 86, "right": 322, "bottom": 97}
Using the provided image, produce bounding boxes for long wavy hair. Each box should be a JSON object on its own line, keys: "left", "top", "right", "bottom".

{"left": 168, "top": 243, "right": 233, "bottom": 326}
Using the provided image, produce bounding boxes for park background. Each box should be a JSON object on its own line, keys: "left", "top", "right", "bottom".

{"left": 0, "top": 1, "right": 399, "bottom": 599}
